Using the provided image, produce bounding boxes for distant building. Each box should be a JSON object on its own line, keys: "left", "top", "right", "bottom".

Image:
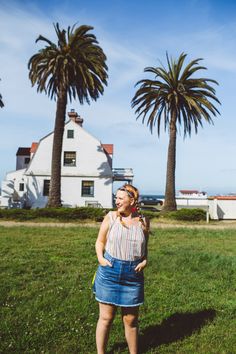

{"left": 1, "top": 110, "right": 134, "bottom": 209}
{"left": 178, "top": 190, "right": 207, "bottom": 198}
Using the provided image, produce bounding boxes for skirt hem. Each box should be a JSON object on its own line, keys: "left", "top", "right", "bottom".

{"left": 95, "top": 296, "right": 143, "bottom": 307}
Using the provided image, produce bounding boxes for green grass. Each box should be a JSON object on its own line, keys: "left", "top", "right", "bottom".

{"left": 0, "top": 226, "right": 235, "bottom": 353}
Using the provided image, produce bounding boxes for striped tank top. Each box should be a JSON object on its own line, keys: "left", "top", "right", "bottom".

{"left": 105, "top": 211, "right": 146, "bottom": 261}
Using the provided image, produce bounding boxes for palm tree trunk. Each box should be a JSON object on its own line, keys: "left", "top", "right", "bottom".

{"left": 47, "top": 87, "right": 67, "bottom": 207}
{"left": 163, "top": 112, "right": 177, "bottom": 211}
{"left": 0, "top": 93, "right": 4, "bottom": 108}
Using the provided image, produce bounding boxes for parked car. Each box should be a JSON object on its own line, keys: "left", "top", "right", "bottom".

{"left": 139, "top": 195, "right": 163, "bottom": 210}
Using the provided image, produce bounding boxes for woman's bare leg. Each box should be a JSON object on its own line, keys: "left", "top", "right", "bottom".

{"left": 96, "top": 302, "right": 116, "bottom": 354}
{"left": 121, "top": 306, "right": 139, "bottom": 354}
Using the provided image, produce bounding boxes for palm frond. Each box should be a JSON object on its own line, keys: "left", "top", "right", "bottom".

{"left": 132, "top": 52, "right": 220, "bottom": 137}
{"left": 28, "top": 22, "right": 108, "bottom": 102}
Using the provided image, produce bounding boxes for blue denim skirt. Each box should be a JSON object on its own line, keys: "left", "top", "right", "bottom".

{"left": 93, "top": 251, "right": 144, "bottom": 307}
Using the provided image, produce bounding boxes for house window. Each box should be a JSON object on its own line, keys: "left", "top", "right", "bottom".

{"left": 67, "top": 130, "right": 74, "bottom": 138}
{"left": 64, "top": 151, "right": 76, "bottom": 166}
{"left": 82, "top": 181, "right": 94, "bottom": 197}
{"left": 24, "top": 157, "right": 30, "bottom": 164}
{"left": 43, "top": 180, "right": 50, "bottom": 196}
{"left": 19, "top": 183, "right": 24, "bottom": 192}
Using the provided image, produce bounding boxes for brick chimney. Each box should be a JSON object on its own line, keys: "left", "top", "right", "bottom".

{"left": 68, "top": 109, "right": 83, "bottom": 126}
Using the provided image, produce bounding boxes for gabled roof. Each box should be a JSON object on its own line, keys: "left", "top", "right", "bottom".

{"left": 102, "top": 144, "right": 114, "bottom": 155}
{"left": 208, "top": 196, "right": 236, "bottom": 200}
{"left": 16, "top": 147, "right": 30, "bottom": 156}
{"left": 179, "top": 190, "right": 200, "bottom": 194}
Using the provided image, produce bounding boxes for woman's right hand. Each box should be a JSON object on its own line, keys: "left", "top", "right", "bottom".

{"left": 98, "top": 257, "right": 112, "bottom": 267}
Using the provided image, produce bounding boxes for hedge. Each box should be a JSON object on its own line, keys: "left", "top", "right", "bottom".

{"left": 0, "top": 207, "right": 206, "bottom": 222}
{"left": 0, "top": 207, "right": 107, "bottom": 222}
{"left": 163, "top": 208, "right": 207, "bottom": 221}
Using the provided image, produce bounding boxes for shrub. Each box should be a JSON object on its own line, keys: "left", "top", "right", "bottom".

{"left": 163, "top": 208, "right": 206, "bottom": 221}
{"left": 0, "top": 209, "right": 37, "bottom": 221}
{"left": 0, "top": 207, "right": 106, "bottom": 222}
{"left": 0, "top": 207, "right": 206, "bottom": 222}
{"left": 140, "top": 210, "right": 160, "bottom": 220}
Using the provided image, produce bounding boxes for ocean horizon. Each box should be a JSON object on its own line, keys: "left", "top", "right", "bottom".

{"left": 140, "top": 190, "right": 236, "bottom": 198}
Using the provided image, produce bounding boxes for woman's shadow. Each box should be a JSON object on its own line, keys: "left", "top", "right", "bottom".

{"left": 108, "top": 309, "right": 216, "bottom": 353}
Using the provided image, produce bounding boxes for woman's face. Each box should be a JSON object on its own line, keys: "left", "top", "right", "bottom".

{"left": 115, "top": 190, "right": 134, "bottom": 215}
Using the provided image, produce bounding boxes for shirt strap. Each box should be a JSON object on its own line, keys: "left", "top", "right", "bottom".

{"left": 108, "top": 211, "right": 117, "bottom": 228}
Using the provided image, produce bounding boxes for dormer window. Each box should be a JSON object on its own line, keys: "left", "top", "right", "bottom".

{"left": 64, "top": 151, "right": 76, "bottom": 166}
{"left": 67, "top": 130, "right": 74, "bottom": 139}
{"left": 24, "top": 157, "right": 30, "bottom": 164}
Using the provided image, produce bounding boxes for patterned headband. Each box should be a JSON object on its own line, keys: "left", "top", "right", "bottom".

{"left": 118, "top": 187, "right": 135, "bottom": 198}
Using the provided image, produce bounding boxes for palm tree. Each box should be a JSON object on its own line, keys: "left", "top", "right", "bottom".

{"left": 131, "top": 52, "right": 220, "bottom": 211}
{"left": 28, "top": 23, "right": 108, "bottom": 207}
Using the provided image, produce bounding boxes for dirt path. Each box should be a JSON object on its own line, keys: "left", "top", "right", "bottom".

{"left": 0, "top": 221, "right": 99, "bottom": 228}
{"left": 1, "top": 220, "right": 236, "bottom": 229}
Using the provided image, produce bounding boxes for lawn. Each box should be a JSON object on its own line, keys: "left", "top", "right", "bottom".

{"left": 0, "top": 225, "right": 235, "bottom": 353}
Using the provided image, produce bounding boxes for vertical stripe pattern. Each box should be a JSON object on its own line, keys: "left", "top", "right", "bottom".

{"left": 105, "top": 211, "right": 146, "bottom": 261}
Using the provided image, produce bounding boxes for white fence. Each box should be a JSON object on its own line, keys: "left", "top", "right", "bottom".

{"left": 208, "top": 197, "right": 236, "bottom": 220}
{"left": 176, "top": 197, "right": 236, "bottom": 220}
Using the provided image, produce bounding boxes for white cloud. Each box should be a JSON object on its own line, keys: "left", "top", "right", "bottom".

{"left": 150, "top": 24, "right": 236, "bottom": 74}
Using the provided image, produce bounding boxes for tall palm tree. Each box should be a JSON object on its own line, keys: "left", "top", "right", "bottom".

{"left": 28, "top": 23, "right": 108, "bottom": 207}
{"left": 131, "top": 52, "right": 220, "bottom": 211}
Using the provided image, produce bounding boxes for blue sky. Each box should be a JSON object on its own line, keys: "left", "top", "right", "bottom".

{"left": 0, "top": 0, "right": 236, "bottom": 195}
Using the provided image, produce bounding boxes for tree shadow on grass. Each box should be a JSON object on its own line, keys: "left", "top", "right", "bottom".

{"left": 107, "top": 309, "right": 216, "bottom": 353}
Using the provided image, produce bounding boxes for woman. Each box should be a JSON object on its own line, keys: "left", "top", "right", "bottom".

{"left": 93, "top": 184, "right": 149, "bottom": 354}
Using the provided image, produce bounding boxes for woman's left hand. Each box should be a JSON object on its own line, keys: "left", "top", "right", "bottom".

{"left": 135, "top": 259, "right": 147, "bottom": 272}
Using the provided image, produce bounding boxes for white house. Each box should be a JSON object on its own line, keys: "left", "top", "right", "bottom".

{"left": 1, "top": 110, "right": 134, "bottom": 209}
{"left": 178, "top": 190, "right": 207, "bottom": 198}
{"left": 176, "top": 189, "right": 208, "bottom": 208}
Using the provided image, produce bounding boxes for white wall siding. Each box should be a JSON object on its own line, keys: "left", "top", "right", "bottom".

{"left": 27, "top": 135, "right": 53, "bottom": 175}
{"left": 176, "top": 198, "right": 208, "bottom": 207}
{"left": 208, "top": 198, "right": 236, "bottom": 220}
{"left": 61, "top": 176, "right": 113, "bottom": 208}
{"left": 26, "top": 176, "right": 49, "bottom": 208}
{"left": 1, "top": 180, "right": 14, "bottom": 207}
{"left": 61, "top": 121, "right": 112, "bottom": 176}
{"left": 1, "top": 169, "right": 27, "bottom": 207}
{"left": 16, "top": 155, "right": 30, "bottom": 170}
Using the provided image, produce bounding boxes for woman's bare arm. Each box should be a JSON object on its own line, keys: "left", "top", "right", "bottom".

{"left": 95, "top": 213, "right": 112, "bottom": 267}
{"left": 135, "top": 217, "right": 150, "bottom": 272}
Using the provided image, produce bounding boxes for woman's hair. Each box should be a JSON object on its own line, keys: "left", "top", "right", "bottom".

{"left": 116, "top": 184, "right": 146, "bottom": 228}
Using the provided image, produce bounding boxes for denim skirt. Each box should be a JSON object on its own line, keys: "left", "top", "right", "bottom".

{"left": 93, "top": 251, "right": 144, "bottom": 307}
